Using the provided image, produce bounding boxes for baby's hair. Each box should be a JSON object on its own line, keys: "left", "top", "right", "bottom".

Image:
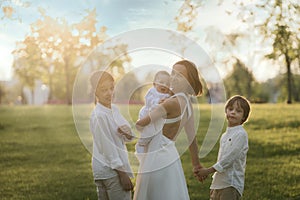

{"left": 153, "top": 70, "right": 170, "bottom": 82}
{"left": 89, "top": 70, "right": 114, "bottom": 104}
{"left": 225, "top": 95, "right": 251, "bottom": 124}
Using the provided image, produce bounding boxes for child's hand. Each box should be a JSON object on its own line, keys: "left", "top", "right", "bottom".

{"left": 118, "top": 125, "right": 134, "bottom": 140}
{"left": 196, "top": 168, "right": 209, "bottom": 182}
{"left": 117, "top": 171, "right": 134, "bottom": 191}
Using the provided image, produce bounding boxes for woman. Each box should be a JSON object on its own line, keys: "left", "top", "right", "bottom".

{"left": 133, "top": 60, "right": 204, "bottom": 200}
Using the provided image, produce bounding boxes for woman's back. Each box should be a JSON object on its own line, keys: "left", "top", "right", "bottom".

{"left": 161, "top": 93, "right": 191, "bottom": 140}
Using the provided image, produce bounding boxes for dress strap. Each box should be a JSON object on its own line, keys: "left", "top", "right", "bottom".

{"left": 164, "top": 93, "right": 192, "bottom": 124}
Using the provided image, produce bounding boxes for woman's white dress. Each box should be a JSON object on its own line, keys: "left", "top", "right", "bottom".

{"left": 133, "top": 93, "right": 191, "bottom": 200}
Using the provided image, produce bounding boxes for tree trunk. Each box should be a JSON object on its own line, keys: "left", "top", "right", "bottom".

{"left": 247, "top": 77, "right": 252, "bottom": 100}
{"left": 291, "top": 75, "right": 299, "bottom": 102}
{"left": 31, "top": 88, "right": 35, "bottom": 105}
{"left": 49, "top": 75, "right": 52, "bottom": 101}
{"left": 48, "top": 71, "right": 53, "bottom": 102}
{"left": 64, "top": 57, "right": 71, "bottom": 105}
{"left": 286, "top": 54, "right": 292, "bottom": 104}
{"left": 0, "top": 85, "right": 2, "bottom": 104}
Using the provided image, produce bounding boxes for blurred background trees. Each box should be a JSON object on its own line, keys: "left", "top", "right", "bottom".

{"left": 174, "top": 0, "right": 299, "bottom": 103}
{"left": 0, "top": 0, "right": 299, "bottom": 104}
{"left": 12, "top": 9, "right": 109, "bottom": 104}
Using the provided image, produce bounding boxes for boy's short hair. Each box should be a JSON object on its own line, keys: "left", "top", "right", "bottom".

{"left": 90, "top": 70, "right": 114, "bottom": 91}
{"left": 225, "top": 95, "right": 251, "bottom": 124}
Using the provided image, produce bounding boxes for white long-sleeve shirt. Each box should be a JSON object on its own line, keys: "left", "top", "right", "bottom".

{"left": 90, "top": 103, "right": 134, "bottom": 180}
{"left": 210, "top": 125, "right": 249, "bottom": 196}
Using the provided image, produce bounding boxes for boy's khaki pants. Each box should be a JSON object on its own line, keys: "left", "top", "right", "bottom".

{"left": 95, "top": 176, "right": 131, "bottom": 200}
{"left": 210, "top": 186, "right": 241, "bottom": 200}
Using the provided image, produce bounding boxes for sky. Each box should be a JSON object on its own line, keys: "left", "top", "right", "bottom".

{"left": 0, "top": 0, "right": 281, "bottom": 82}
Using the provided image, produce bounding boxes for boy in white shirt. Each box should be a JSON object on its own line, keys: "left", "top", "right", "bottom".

{"left": 135, "top": 70, "right": 171, "bottom": 155}
{"left": 89, "top": 70, "right": 134, "bottom": 200}
{"left": 195, "top": 95, "right": 251, "bottom": 200}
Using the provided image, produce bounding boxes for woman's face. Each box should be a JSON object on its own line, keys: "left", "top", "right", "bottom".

{"left": 95, "top": 79, "right": 114, "bottom": 108}
{"left": 170, "top": 64, "right": 190, "bottom": 94}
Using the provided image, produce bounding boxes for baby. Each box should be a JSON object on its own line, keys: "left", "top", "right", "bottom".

{"left": 135, "top": 70, "right": 171, "bottom": 155}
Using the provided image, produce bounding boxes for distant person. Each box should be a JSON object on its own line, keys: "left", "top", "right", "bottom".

{"left": 89, "top": 70, "right": 134, "bottom": 200}
{"left": 14, "top": 96, "right": 23, "bottom": 105}
{"left": 195, "top": 95, "right": 251, "bottom": 200}
{"left": 135, "top": 70, "right": 171, "bottom": 156}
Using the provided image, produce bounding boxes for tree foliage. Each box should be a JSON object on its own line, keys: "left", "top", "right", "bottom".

{"left": 224, "top": 58, "right": 254, "bottom": 100}
{"left": 235, "top": 0, "right": 300, "bottom": 103}
{"left": 174, "top": 0, "right": 201, "bottom": 33}
{"left": 12, "top": 8, "right": 131, "bottom": 104}
{"left": 12, "top": 36, "right": 43, "bottom": 102}
{"left": 175, "top": 0, "right": 300, "bottom": 103}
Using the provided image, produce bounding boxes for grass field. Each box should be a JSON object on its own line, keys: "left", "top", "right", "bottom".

{"left": 0, "top": 104, "right": 299, "bottom": 200}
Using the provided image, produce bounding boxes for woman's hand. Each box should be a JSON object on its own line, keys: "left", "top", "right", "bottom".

{"left": 135, "top": 124, "right": 144, "bottom": 132}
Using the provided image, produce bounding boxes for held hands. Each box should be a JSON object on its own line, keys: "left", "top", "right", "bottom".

{"left": 118, "top": 125, "right": 134, "bottom": 140}
{"left": 193, "top": 165, "right": 208, "bottom": 183}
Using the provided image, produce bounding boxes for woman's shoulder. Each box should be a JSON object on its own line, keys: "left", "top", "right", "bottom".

{"left": 163, "top": 95, "right": 178, "bottom": 105}
{"left": 159, "top": 96, "right": 181, "bottom": 115}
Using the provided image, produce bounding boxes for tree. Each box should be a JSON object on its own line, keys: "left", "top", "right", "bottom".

{"left": 174, "top": 1, "right": 300, "bottom": 104}
{"left": 224, "top": 58, "right": 255, "bottom": 100}
{"left": 12, "top": 36, "right": 43, "bottom": 104}
{"left": 175, "top": 0, "right": 201, "bottom": 33}
{"left": 0, "top": 82, "right": 5, "bottom": 104}
{"left": 228, "top": 0, "right": 300, "bottom": 103}
{"left": 0, "top": 0, "right": 30, "bottom": 22}
{"left": 291, "top": 74, "right": 300, "bottom": 102}
{"left": 114, "top": 72, "right": 141, "bottom": 103}
{"left": 12, "top": 9, "right": 110, "bottom": 104}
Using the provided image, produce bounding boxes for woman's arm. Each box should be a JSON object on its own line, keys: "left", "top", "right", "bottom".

{"left": 184, "top": 114, "right": 204, "bottom": 169}
{"left": 136, "top": 103, "right": 168, "bottom": 129}
{"left": 189, "top": 138, "right": 202, "bottom": 168}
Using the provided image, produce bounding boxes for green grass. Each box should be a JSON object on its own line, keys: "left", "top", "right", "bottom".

{"left": 0, "top": 104, "right": 299, "bottom": 200}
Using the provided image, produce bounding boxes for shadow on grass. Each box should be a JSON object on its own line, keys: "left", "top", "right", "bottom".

{"left": 248, "top": 119, "right": 300, "bottom": 130}
{"left": 244, "top": 139, "right": 300, "bottom": 200}
{"left": 248, "top": 139, "right": 300, "bottom": 158}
